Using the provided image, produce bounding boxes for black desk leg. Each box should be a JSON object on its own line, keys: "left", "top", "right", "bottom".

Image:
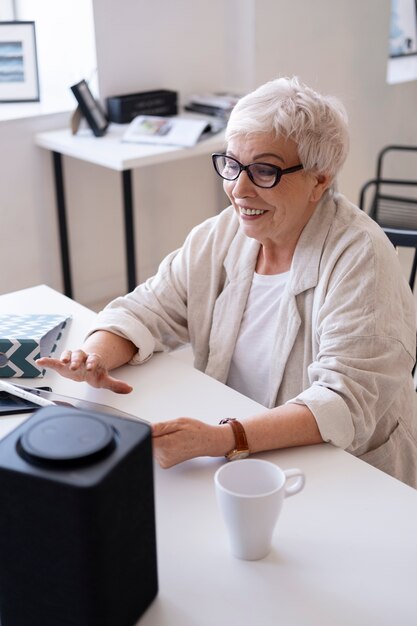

{"left": 122, "top": 169, "right": 137, "bottom": 291}
{"left": 52, "top": 151, "right": 73, "bottom": 299}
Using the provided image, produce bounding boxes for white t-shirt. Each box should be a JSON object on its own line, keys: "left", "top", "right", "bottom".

{"left": 226, "top": 271, "right": 289, "bottom": 407}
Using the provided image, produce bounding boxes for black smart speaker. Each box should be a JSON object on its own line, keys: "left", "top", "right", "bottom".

{"left": 0, "top": 406, "right": 158, "bottom": 626}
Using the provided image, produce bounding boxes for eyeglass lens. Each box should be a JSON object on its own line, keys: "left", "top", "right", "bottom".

{"left": 214, "top": 155, "right": 279, "bottom": 188}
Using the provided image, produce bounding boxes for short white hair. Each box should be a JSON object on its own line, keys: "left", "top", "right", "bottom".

{"left": 226, "top": 76, "right": 349, "bottom": 183}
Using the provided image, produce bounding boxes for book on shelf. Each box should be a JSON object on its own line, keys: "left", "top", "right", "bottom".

{"left": 184, "top": 92, "right": 241, "bottom": 119}
{"left": 188, "top": 92, "right": 241, "bottom": 109}
{"left": 122, "top": 115, "right": 214, "bottom": 148}
{"left": 184, "top": 103, "right": 230, "bottom": 119}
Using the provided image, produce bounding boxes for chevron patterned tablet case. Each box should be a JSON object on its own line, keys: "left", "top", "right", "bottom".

{"left": 0, "top": 314, "right": 71, "bottom": 377}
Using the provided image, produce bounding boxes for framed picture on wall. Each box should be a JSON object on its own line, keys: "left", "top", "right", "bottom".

{"left": 389, "top": 0, "right": 417, "bottom": 57}
{"left": 70, "top": 79, "right": 109, "bottom": 137}
{"left": 0, "top": 21, "right": 40, "bottom": 102}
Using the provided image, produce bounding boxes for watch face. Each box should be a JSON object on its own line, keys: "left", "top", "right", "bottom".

{"left": 226, "top": 449, "right": 250, "bottom": 461}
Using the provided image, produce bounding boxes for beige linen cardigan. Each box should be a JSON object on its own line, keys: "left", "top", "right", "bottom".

{"left": 90, "top": 193, "right": 417, "bottom": 487}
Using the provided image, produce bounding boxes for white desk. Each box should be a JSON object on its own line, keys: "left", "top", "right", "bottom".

{"left": 1, "top": 285, "right": 417, "bottom": 626}
{"left": 35, "top": 126, "right": 225, "bottom": 298}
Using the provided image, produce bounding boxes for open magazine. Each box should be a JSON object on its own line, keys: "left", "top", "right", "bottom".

{"left": 122, "top": 115, "right": 221, "bottom": 147}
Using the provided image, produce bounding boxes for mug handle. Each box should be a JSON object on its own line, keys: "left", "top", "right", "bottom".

{"left": 283, "top": 468, "right": 305, "bottom": 498}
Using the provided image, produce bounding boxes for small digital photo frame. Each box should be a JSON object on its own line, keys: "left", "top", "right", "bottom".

{"left": 70, "top": 79, "right": 109, "bottom": 137}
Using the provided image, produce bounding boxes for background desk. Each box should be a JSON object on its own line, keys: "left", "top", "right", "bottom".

{"left": 1, "top": 285, "right": 417, "bottom": 626}
{"left": 35, "top": 126, "right": 225, "bottom": 299}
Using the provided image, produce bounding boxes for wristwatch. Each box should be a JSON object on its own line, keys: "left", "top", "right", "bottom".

{"left": 219, "top": 418, "right": 250, "bottom": 461}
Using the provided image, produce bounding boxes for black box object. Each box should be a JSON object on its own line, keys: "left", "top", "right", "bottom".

{"left": 0, "top": 406, "right": 158, "bottom": 626}
{"left": 106, "top": 89, "right": 178, "bottom": 123}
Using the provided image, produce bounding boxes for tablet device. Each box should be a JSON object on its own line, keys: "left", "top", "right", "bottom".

{"left": 0, "top": 387, "right": 52, "bottom": 416}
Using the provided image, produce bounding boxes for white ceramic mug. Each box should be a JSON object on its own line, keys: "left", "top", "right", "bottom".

{"left": 214, "top": 459, "right": 305, "bottom": 560}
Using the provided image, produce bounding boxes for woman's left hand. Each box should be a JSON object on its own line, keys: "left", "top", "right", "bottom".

{"left": 152, "top": 418, "right": 233, "bottom": 468}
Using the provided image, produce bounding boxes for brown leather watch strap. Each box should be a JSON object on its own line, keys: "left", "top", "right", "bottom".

{"left": 219, "top": 418, "right": 249, "bottom": 458}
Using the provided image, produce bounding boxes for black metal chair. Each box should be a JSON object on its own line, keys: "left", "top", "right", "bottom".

{"left": 359, "top": 145, "right": 417, "bottom": 292}
{"left": 359, "top": 145, "right": 417, "bottom": 380}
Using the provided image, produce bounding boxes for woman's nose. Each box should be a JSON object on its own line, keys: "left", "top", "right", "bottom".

{"left": 228, "top": 170, "right": 257, "bottom": 197}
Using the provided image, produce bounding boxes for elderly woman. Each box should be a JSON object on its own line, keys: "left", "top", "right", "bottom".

{"left": 39, "top": 77, "right": 417, "bottom": 488}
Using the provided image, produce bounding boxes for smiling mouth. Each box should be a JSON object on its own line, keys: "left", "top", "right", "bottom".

{"left": 240, "top": 207, "right": 266, "bottom": 216}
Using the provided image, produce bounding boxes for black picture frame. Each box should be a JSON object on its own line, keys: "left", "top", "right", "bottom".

{"left": 70, "top": 79, "right": 109, "bottom": 137}
{"left": 0, "top": 21, "right": 40, "bottom": 103}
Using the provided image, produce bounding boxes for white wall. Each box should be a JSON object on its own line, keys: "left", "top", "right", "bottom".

{"left": 251, "top": 0, "right": 417, "bottom": 204}
{"left": 93, "top": 0, "right": 229, "bottom": 101}
{"left": 1, "top": 0, "right": 417, "bottom": 308}
{"left": 0, "top": 112, "right": 69, "bottom": 294}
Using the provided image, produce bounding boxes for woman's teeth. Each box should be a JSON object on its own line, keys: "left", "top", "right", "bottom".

{"left": 240, "top": 208, "right": 266, "bottom": 216}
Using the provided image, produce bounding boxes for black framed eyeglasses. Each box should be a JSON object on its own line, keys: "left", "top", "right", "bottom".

{"left": 212, "top": 153, "right": 303, "bottom": 189}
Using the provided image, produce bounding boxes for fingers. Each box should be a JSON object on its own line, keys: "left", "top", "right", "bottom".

{"left": 153, "top": 449, "right": 175, "bottom": 469}
{"left": 59, "top": 349, "right": 72, "bottom": 364}
{"left": 40, "top": 350, "right": 89, "bottom": 370}
{"left": 85, "top": 352, "right": 102, "bottom": 371}
{"left": 64, "top": 349, "right": 89, "bottom": 370}
{"left": 151, "top": 417, "right": 196, "bottom": 438}
{"left": 151, "top": 418, "right": 215, "bottom": 468}
{"left": 38, "top": 350, "right": 133, "bottom": 394}
{"left": 37, "top": 356, "right": 74, "bottom": 373}
{"left": 106, "top": 376, "right": 133, "bottom": 394}
{"left": 36, "top": 356, "right": 59, "bottom": 367}
{"left": 151, "top": 419, "right": 189, "bottom": 468}
{"left": 152, "top": 420, "right": 183, "bottom": 437}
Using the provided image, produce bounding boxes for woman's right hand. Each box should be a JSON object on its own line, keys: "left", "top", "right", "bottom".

{"left": 37, "top": 349, "right": 133, "bottom": 394}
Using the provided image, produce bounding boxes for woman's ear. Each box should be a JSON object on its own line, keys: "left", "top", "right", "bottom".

{"left": 310, "top": 173, "right": 332, "bottom": 202}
